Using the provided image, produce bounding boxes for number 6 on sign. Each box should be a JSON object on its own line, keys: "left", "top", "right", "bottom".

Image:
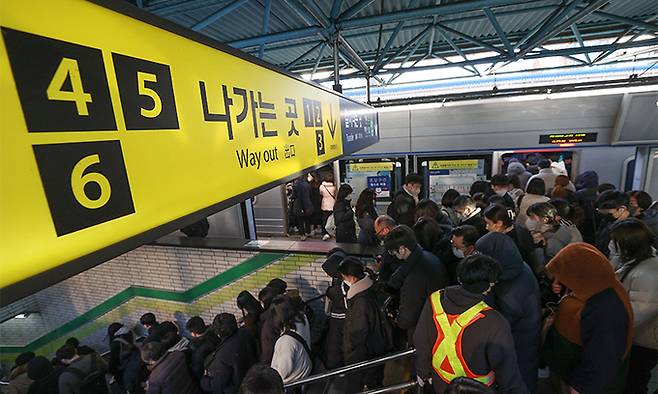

{"left": 70, "top": 154, "right": 111, "bottom": 209}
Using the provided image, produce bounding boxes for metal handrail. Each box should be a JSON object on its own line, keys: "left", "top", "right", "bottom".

{"left": 359, "top": 380, "right": 418, "bottom": 394}
{"left": 284, "top": 348, "right": 416, "bottom": 389}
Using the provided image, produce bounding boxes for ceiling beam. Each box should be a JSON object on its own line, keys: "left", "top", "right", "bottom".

{"left": 513, "top": 0, "right": 610, "bottom": 61}
{"left": 190, "top": 0, "right": 249, "bottom": 32}
{"left": 339, "top": 0, "right": 543, "bottom": 29}
{"left": 483, "top": 7, "right": 513, "bottom": 54}
{"left": 373, "top": 0, "right": 421, "bottom": 71}
{"left": 285, "top": 41, "right": 324, "bottom": 69}
{"left": 590, "top": 9, "right": 658, "bottom": 32}
{"left": 337, "top": 0, "right": 377, "bottom": 21}
{"left": 435, "top": 23, "right": 506, "bottom": 55}
{"left": 313, "top": 36, "right": 658, "bottom": 82}
{"left": 330, "top": 0, "right": 344, "bottom": 20}
{"left": 258, "top": 0, "right": 272, "bottom": 58}
{"left": 570, "top": 24, "right": 591, "bottom": 64}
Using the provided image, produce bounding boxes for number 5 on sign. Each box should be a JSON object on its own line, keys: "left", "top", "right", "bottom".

{"left": 46, "top": 58, "right": 92, "bottom": 116}
{"left": 70, "top": 154, "right": 111, "bottom": 209}
{"left": 137, "top": 71, "right": 162, "bottom": 118}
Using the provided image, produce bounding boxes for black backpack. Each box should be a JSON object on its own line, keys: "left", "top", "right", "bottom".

{"left": 65, "top": 355, "right": 108, "bottom": 394}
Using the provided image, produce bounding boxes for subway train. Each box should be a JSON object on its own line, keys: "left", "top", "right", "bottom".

{"left": 242, "top": 88, "right": 658, "bottom": 237}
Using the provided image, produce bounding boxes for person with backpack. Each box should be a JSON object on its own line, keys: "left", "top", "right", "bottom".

{"left": 269, "top": 295, "right": 312, "bottom": 384}
{"left": 141, "top": 342, "right": 201, "bottom": 394}
{"left": 107, "top": 323, "right": 147, "bottom": 394}
{"left": 339, "top": 257, "right": 391, "bottom": 393}
{"left": 186, "top": 316, "right": 220, "bottom": 382}
{"left": 56, "top": 344, "right": 108, "bottom": 394}
{"left": 201, "top": 313, "right": 255, "bottom": 394}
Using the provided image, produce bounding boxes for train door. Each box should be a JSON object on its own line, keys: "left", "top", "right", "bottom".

{"left": 493, "top": 149, "right": 576, "bottom": 178}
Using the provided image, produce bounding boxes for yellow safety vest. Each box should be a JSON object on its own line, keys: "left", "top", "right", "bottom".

{"left": 429, "top": 290, "right": 495, "bottom": 386}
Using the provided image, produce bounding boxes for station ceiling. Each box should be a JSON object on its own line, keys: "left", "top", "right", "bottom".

{"left": 135, "top": 0, "right": 657, "bottom": 87}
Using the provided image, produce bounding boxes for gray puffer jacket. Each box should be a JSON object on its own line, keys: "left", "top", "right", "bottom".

{"left": 541, "top": 225, "right": 577, "bottom": 263}
{"left": 610, "top": 250, "right": 658, "bottom": 350}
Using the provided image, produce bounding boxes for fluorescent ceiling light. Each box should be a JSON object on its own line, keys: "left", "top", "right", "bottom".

{"left": 376, "top": 84, "right": 658, "bottom": 113}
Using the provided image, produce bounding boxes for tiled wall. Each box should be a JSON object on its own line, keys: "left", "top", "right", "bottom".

{"left": 0, "top": 245, "right": 332, "bottom": 368}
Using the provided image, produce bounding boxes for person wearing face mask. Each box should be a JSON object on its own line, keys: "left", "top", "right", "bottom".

{"left": 475, "top": 233, "right": 541, "bottom": 393}
{"left": 414, "top": 255, "right": 527, "bottom": 394}
{"left": 525, "top": 202, "right": 578, "bottom": 267}
{"left": 594, "top": 190, "right": 631, "bottom": 257}
{"left": 483, "top": 205, "right": 538, "bottom": 272}
{"left": 630, "top": 190, "right": 658, "bottom": 248}
{"left": 333, "top": 184, "right": 357, "bottom": 243}
{"left": 444, "top": 225, "right": 481, "bottom": 284}
{"left": 387, "top": 173, "right": 422, "bottom": 227}
{"left": 608, "top": 219, "right": 658, "bottom": 394}
{"left": 453, "top": 195, "right": 487, "bottom": 236}
{"left": 383, "top": 225, "right": 448, "bottom": 345}
{"left": 339, "top": 257, "right": 390, "bottom": 393}
{"left": 373, "top": 215, "right": 399, "bottom": 282}
{"left": 490, "top": 175, "right": 517, "bottom": 210}
{"left": 516, "top": 178, "right": 550, "bottom": 226}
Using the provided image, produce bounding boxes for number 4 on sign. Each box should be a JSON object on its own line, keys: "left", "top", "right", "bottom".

{"left": 47, "top": 58, "right": 92, "bottom": 116}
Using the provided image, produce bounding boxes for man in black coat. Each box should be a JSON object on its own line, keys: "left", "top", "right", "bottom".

{"left": 453, "top": 195, "right": 487, "bottom": 236}
{"left": 201, "top": 313, "right": 255, "bottom": 394}
{"left": 384, "top": 225, "right": 449, "bottom": 345}
{"left": 339, "top": 257, "right": 390, "bottom": 392}
{"left": 186, "top": 316, "right": 220, "bottom": 382}
{"left": 387, "top": 173, "right": 422, "bottom": 227}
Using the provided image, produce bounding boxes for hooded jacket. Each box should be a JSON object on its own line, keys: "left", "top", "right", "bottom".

{"left": 413, "top": 286, "right": 527, "bottom": 394}
{"left": 639, "top": 206, "right": 658, "bottom": 248}
{"left": 476, "top": 233, "right": 541, "bottom": 393}
{"left": 544, "top": 243, "right": 633, "bottom": 394}
{"left": 507, "top": 162, "right": 532, "bottom": 190}
{"left": 343, "top": 275, "right": 389, "bottom": 364}
{"left": 610, "top": 249, "right": 658, "bottom": 350}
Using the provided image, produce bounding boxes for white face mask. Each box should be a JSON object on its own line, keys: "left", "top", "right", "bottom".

{"left": 452, "top": 246, "right": 465, "bottom": 259}
{"left": 525, "top": 218, "right": 539, "bottom": 232}
{"left": 495, "top": 189, "right": 507, "bottom": 197}
{"left": 307, "top": 175, "right": 313, "bottom": 182}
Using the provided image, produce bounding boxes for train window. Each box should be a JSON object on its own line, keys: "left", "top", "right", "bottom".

{"left": 500, "top": 150, "right": 575, "bottom": 177}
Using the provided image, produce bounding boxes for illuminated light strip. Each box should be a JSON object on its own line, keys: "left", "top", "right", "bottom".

{"left": 375, "top": 84, "right": 658, "bottom": 113}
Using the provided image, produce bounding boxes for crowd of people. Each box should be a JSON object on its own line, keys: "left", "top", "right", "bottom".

{"left": 5, "top": 158, "right": 657, "bottom": 394}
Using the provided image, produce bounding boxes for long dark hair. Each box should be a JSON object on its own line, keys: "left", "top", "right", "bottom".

{"left": 355, "top": 189, "right": 376, "bottom": 218}
{"left": 413, "top": 217, "right": 443, "bottom": 253}
{"left": 271, "top": 295, "right": 305, "bottom": 332}
{"left": 237, "top": 291, "right": 264, "bottom": 317}
{"left": 610, "top": 218, "right": 655, "bottom": 264}
{"left": 336, "top": 184, "right": 353, "bottom": 202}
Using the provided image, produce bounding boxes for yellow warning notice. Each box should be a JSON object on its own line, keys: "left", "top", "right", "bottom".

{"left": 0, "top": 0, "right": 378, "bottom": 296}
{"left": 428, "top": 159, "right": 479, "bottom": 170}
{"left": 348, "top": 162, "right": 395, "bottom": 172}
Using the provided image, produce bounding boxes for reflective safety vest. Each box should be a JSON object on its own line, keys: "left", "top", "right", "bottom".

{"left": 429, "top": 290, "right": 495, "bottom": 386}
